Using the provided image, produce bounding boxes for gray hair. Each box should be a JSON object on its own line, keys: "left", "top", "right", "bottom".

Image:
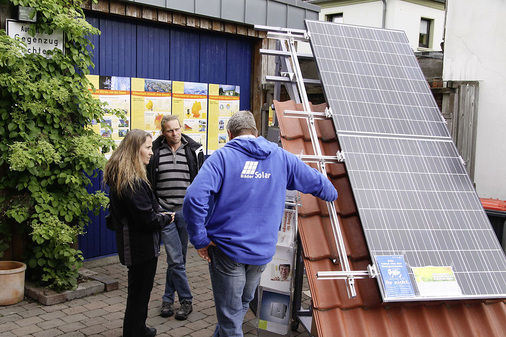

{"left": 227, "top": 110, "right": 258, "bottom": 137}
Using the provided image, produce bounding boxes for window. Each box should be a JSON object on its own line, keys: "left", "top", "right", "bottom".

{"left": 419, "top": 18, "right": 433, "bottom": 48}
{"left": 326, "top": 13, "right": 343, "bottom": 23}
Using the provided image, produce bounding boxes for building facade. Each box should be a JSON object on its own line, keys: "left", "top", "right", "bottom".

{"left": 443, "top": 0, "right": 506, "bottom": 200}
{"left": 308, "top": 0, "right": 445, "bottom": 52}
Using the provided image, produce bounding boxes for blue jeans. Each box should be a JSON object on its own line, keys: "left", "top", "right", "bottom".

{"left": 161, "top": 209, "right": 192, "bottom": 303}
{"left": 208, "top": 246, "right": 266, "bottom": 337}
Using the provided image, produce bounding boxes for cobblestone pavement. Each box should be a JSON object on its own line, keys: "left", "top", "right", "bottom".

{"left": 0, "top": 247, "right": 312, "bottom": 337}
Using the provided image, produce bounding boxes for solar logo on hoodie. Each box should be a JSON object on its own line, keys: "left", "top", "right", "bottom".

{"left": 240, "top": 161, "right": 271, "bottom": 179}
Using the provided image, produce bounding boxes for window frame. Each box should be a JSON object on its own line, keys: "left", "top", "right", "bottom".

{"left": 419, "top": 17, "right": 433, "bottom": 49}
{"left": 326, "top": 13, "right": 343, "bottom": 23}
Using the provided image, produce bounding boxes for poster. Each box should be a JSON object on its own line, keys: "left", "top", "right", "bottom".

{"left": 87, "top": 75, "right": 131, "bottom": 157}
{"left": 131, "top": 78, "right": 171, "bottom": 137}
{"left": 277, "top": 209, "right": 296, "bottom": 247}
{"left": 412, "top": 266, "right": 462, "bottom": 297}
{"left": 375, "top": 255, "right": 415, "bottom": 299}
{"left": 260, "top": 246, "right": 294, "bottom": 292}
{"left": 172, "top": 81, "right": 208, "bottom": 151}
{"left": 208, "top": 84, "right": 240, "bottom": 154}
{"left": 258, "top": 290, "right": 290, "bottom": 335}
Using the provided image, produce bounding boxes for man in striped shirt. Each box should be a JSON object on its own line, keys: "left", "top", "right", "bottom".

{"left": 147, "top": 115, "right": 205, "bottom": 321}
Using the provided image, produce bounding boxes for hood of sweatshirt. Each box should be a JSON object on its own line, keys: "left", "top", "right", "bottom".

{"left": 224, "top": 136, "right": 277, "bottom": 160}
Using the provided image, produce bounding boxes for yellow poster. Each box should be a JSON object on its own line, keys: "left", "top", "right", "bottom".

{"left": 86, "top": 75, "right": 131, "bottom": 157}
{"left": 208, "top": 84, "right": 240, "bottom": 154}
{"left": 172, "top": 81, "right": 208, "bottom": 151}
{"left": 131, "top": 78, "right": 171, "bottom": 137}
{"left": 412, "top": 266, "right": 463, "bottom": 297}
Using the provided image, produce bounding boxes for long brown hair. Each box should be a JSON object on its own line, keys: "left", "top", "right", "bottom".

{"left": 103, "top": 129, "right": 152, "bottom": 197}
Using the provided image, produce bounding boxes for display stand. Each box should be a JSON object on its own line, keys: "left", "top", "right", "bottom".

{"left": 256, "top": 192, "right": 298, "bottom": 336}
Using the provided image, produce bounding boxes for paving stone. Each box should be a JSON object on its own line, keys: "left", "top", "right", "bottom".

{"left": 66, "top": 281, "right": 104, "bottom": 301}
{"left": 0, "top": 331, "right": 16, "bottom": 337}
{"left": 80, "top": 324, "right": 108, "bottom": 336}
{"left": 0, "top": 321, "right": 19, "bottom": 333}
{"left": 167, "top": 326, "right": 194, "bottom": 336}
{"left": 102, "top": 302, "right": 123, "bottom": 313}
{"left": 32, "top": 328, "right": 64, "bottom": 337}
{"left": 0, "top": 248, "right": 311, "bottom": 337}
{"left": 62, "top": 313, "right": 88, "bottom": 324}
{"left": 101, "top": 311, "right": 124, "bottom": 322}
{"left": 191, "top": 327, "right": 217, "bottom": 337}
{"left": 101, "top": 318, "right": 123, "bottom": 330}
{"left": 82, "top": 307, "right": 108, "bottom": 319}
{"left": 11, "top": 324, "right": 43, "bottom": 336}
{"left": 17, "top": 307, "right": 46, "bottom": 319}
{"left": 185, "top": 318, "right": 212, "bottom": 331}
{"left": 89, "top": 274, "right": 119, "bottom": 292}
{"left": 101, "top": 327, "right": 122, "bottom": 337}
{"left": 42, "top": 303, "right": 70, "bottom": 313}
{"left": 59, "top": 321, "right": 86, "bottom": 333}
{"left": 36, "top": 318, "right": 66, "bottom": 330}
{"left": 61, "top": 331, "right": 86, "bottom": 337}
{"left": 62, "top": 306, "right": 87, "bottom": 316}
{"left": 0, "top": 313, "right": 22, "bottom": 324}
{"left": 16, "top": 316, "right": 44, "bottom": 327}
{"left": 38, "top": 310, "right": 66, "bottom": 321}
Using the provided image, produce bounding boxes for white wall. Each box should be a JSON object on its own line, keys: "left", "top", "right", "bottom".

{"left": 443, "top": 0, "right": 506, "bottom": 199}
{"left": 316, "top": 0, "right": 444, "bottom": 52}
{"left": 387, "top": 0, "right": 444, "bottom": 52}
{"left": 319, "top": 1, "right": 383, "bottom": 27}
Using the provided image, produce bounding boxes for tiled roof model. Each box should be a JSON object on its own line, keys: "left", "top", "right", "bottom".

{"left": 273, "top": 99, "right": 506, "bottom": 337}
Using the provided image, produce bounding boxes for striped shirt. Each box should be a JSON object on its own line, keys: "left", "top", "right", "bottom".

{"left": 156, "top": 143, "right": 190, "bottom": 211}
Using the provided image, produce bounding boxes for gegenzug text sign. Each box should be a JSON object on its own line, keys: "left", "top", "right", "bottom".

{"left": 7, "top": 20, "right": 64, "bottom": 57}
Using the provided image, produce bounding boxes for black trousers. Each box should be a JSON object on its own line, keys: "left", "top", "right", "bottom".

{"left": 123, "top": 257, "right": 158, "bottom": 337}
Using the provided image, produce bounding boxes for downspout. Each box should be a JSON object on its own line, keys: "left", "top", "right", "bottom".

{"left": 382, "top": 0, "right": 387, "bottom": 28}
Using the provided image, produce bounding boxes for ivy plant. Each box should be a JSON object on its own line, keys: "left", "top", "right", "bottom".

{"left": 0, "top": 0, "right": 119, "bottom": 291}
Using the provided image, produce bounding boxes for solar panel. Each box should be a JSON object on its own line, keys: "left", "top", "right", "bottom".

{"left": 306, "top": 20, "right": 449, "bottom": 139}
{"left": 305, "top": 20, "right": 506, "bottom": 301}
{"left": 339, "top": 134, "right": 506, "bottom": 300}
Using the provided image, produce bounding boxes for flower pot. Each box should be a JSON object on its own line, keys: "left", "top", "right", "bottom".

{"left": 0, "top": 261, "right": 26, "bottom": 305}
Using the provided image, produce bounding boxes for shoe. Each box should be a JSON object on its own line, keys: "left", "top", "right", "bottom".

{"left": 175, "top": 300, "right": 193, "bottom": 320}
{"left": 160, "top": 302, "right": 174, "bottom": 317}
{"left": 143, "top": 326, "right": 157, "bottom": 337}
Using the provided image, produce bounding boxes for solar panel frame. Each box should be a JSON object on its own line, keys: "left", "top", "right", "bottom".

{"left": 305, "top": 20, "right": 506, "bottom": 301}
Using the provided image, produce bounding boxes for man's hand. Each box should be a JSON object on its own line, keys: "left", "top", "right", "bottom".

{"left": 196, "top": 242, "right": 216, "bottom": 263}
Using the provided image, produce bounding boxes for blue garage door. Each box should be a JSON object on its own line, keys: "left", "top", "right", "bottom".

{"left": 79, "top": 13, "right": 254, "bottom": 260}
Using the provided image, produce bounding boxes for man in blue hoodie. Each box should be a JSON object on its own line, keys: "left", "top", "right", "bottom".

{"left": 183, "top": 110, "right": 338, "bottom": 337}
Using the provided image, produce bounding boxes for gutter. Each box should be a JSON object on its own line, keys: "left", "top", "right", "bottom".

{"left": 382, "top": 0, "right": 387, "bottom": 28}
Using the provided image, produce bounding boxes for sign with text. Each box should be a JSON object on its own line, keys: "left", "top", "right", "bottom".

{"left": 376, "top": 255, "right": 415, "bottom": 299}
{"left": 6, "top": 20, "right": 64, "bottom": 57}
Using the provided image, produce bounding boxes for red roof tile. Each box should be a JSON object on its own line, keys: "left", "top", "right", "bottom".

{"left": 273, "top": 99, "right": 506, "bottom": 337}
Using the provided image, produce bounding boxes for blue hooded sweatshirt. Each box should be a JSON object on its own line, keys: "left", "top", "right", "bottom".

{"left": 183, "top": 136, "right": 338, "bottom": 265}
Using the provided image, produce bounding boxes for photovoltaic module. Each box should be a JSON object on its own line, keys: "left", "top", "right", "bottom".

{"left": 306, "top": 20, "right": 506, "bottom": 301}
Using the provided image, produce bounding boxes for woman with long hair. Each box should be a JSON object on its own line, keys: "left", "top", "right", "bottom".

{"left": 104, "top": 129, "right": 172, "bottom": 337}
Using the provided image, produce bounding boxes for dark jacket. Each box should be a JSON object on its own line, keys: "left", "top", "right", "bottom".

{"left": 147, "top": 134, "right": 205, "bottom": 195}
{"left": 110, "top": 179, "right": 171, "bottom": 267}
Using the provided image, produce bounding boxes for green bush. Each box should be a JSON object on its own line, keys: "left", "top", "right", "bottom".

{"left": 0, "top": 0, "right": 119, "bottom": 291}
